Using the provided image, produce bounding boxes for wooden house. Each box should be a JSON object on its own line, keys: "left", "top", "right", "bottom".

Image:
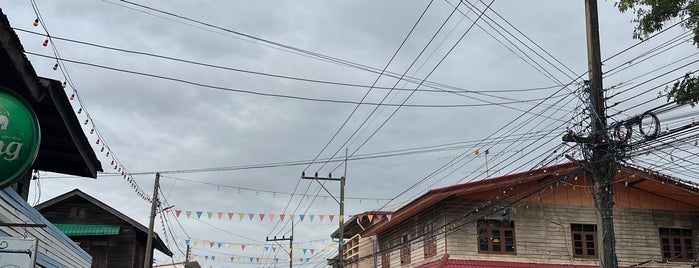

{"left": 356, "top": 162, "right": 699, "bottom": 268}
{"left": 36, "top": 189, "right": 174, "bottom": 267}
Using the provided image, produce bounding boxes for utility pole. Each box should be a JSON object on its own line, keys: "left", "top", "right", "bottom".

{"left": 266, "top": 221, "right": 293, "bottom": 268}
{"left": 564, "top": 1, "right": 618, "bottom": 268}
{"left": 144, "top": 172, "right": 160, "bottom": 268}
{"left": 301, "top": 171, "right": 345, "bottom": 268}
{"left": 185, "top": 244, "right": 191, "bottom": 265}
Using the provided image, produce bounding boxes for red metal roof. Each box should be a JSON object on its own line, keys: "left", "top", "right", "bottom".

{"left": 418, "top": 259, "right": 599, "bottom": 268}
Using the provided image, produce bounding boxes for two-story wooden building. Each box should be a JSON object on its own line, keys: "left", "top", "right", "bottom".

{"left": 35, "top": 189, "right": 173, "bottom": 267}
{"left": 357, "top": 162, "right": 698, "bottom": 268}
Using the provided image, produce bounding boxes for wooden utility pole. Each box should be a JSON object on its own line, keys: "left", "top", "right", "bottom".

{"left": 144, "top": 172, "right": 160, "bottom": 268}
{"left": 584, "top": 1, "right": 618, "bottom": 267}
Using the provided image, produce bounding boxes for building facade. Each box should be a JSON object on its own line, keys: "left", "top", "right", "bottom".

{"left": 360, "top": 163, "right": 699, "bottom": 268}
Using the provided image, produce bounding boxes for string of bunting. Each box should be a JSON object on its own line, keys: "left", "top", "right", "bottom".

{"left": 190, "top": 254, "right": 326, "bottom": 264}
{"left": 167, "top": 210, "right": 392, "bottom": 223}
{"left": 184, "top": 239, "right": 336, "bottom": 254}
{"left": 29, "top": 16, "right": 151, "bottom": 203}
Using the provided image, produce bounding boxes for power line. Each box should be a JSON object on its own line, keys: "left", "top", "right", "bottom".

{"left": 9, "top": 26, "right": 565, "bottom": 95}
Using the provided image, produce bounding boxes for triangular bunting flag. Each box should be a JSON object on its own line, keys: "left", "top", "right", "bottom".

{"left": 249, "top": 257, "right": 254, "bottom": 263}
{"left": 228, "top": 212, "right": 234, "bottom": 220}
{"left": 376, "top": 214, "right": 384, "bottom": 221}
{"left": 357, "top": 214, "right": 364, "bottom": 221}
{"left": 185, "top": 239, "right": 190, "bottom": 245}
{"left": 217, "top": 212, "right": 223, "bottom": 219}
{"left": 367, "top": 214, "right": 374, "bottom": 222}
{"left": 306, "top": 258, "right": 311, "bottom": 263}
{"left": 209, "top": 241, "right": 214, "bottom": 248}
{"left": 232, "top": 243, "right": 238, "bottom": 249}
{"left": 186, "top": 211, "right": 192, "bottom": 218}
{"left": 248, "top": 213, "right": 254, "bottom": 220}
{"left": 230, "top": 257, "right": 235, "bottom": 262}
{"left": 217, "top": 242, "right": 222, "bottom": 248}
{"left": 309, "top": 215, "right": 315, "bottom": 221}
{"left": 259, "top": 213, "right": 265, "bottom": 221}
{"left": 175, "top": 210, "right": 182, "bottom": 217}
{"left": 238, "top": 213, "right": 245, "bottom": 220}
{"left": 237, "top": 257, "right": 240, "bottom": 262}
{"left": 196, "top": 211, "right": 203, "bottom": 219}
{"left": 205, "top": 256, "right": 209, "bottom": 261}
{"left": 319, "top": 215, "right": 325, "bottom": 222}
{"left": 256, "top": 258, "right": 260, "bottom": 263}
{"left": 303, "top": 248, "right": 307, "bottom": 254}
{"left": 280, "top": 214, "right": 286, "bottom": 221}
{"left": 272, "top": 246, "right": 277, "bottom": 252}
{"left": 299, "top": 215, "right": 305, "bottom": 222}
{"left": 310, "top": 249, "right": 315, "bottom": 254}
{"left": 269, "top": 213, "right": 275, "bottom": 221}
{"left": 207, "top": 211, "right": 213, "bottom": 219}
{"left": 211, "top": 256, "right": 216, "bottom": 261}
{"left": 329, "top": 215, "right": 335, "bottom": 222}
{"left": 387, "top": 214, "right": 393, "bottom": 221}
{"left": 193, "top": 240, "right": 199, "bottom": 246}
{"left": 265, "top": 246, "right": 270, "bottom": 252}
{"left": 241, "top": 244, "right": 246, "bottom": 250}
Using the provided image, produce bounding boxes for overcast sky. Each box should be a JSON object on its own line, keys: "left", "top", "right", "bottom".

{"left": 1, "top": 0, "right": 698, "bottom": 267}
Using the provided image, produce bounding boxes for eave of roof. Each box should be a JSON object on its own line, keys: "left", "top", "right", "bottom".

{"left": 364, "top": 162, "right": 699, "bottom": 236}
{"left": 418, "top": 259, "right": 601, "bottom": 268}
{"left": 0, "top": 9, "right": 102, "bottom": 178}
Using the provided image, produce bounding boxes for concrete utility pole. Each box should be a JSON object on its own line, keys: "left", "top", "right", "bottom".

{"left": 584, "top": 1, "right": 618, "bottom": 267}
{"left": 301, "top": 173, "right": 345, "bottom": 268}
{"left": 144, "top": 172, "right": 160, "bottom": 268}
{"left": 266, "top": 223, "right": 293, "bottom": 268}
{"left": 563, "top": 1, "right": 618, "bottom": 267}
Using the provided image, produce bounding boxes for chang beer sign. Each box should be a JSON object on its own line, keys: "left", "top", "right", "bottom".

{"left": 0, "top": 86, "right": 40, "bottom": 188}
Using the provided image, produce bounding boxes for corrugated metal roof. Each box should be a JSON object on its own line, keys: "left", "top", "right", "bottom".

{"left": 418, "top": 259, "right": 600, "bottom": 268}
{"left": 54, "top": 224, "right": 120, "bottom": 236}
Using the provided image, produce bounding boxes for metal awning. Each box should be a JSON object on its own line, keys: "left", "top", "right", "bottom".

{"left": 53, "top": 224, "right": 120, "bottom": 236}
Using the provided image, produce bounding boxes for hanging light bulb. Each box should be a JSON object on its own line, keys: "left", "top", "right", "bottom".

{"left": 110, "top": 160, "right": 114, "bottom": 165}
{"left": 70, "top": 94, "right": 75, "bottom": 100}
{"left": 83, "top": 119, "right": 88, "bottom": 125}
{"left": 89, "top": 129, "right": 94, "bottom": 134}
{"left": 77, "top": 108, "right": 82, "bottom": 114}
{"left": 42, "top": 39, "right": 48, "bottom": 47}
{"left": 100, "top": 147, "right": 104, "bottom": 152}
{"left": 95, "top": 139, "right": 100, "bottom": 144}
{"left": 105, "top": 151, "right": 109, "bottom": 157}
{"left": 33, "top": 18, "right": 39, "bottom": 27}
{"left": 52, "top": 63, "right": 58, "bottom": 70}
{"left": 62, "top": 81, "right": 67, "bottom": 88}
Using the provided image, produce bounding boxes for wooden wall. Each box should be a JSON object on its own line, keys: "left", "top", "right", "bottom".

{"left": 375, "top": 196, "right": 699, "bottom": 268}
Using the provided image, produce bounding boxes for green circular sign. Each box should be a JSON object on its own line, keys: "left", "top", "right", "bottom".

{"left": 0, "top": 86, "right": 41, "bottom": 188}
